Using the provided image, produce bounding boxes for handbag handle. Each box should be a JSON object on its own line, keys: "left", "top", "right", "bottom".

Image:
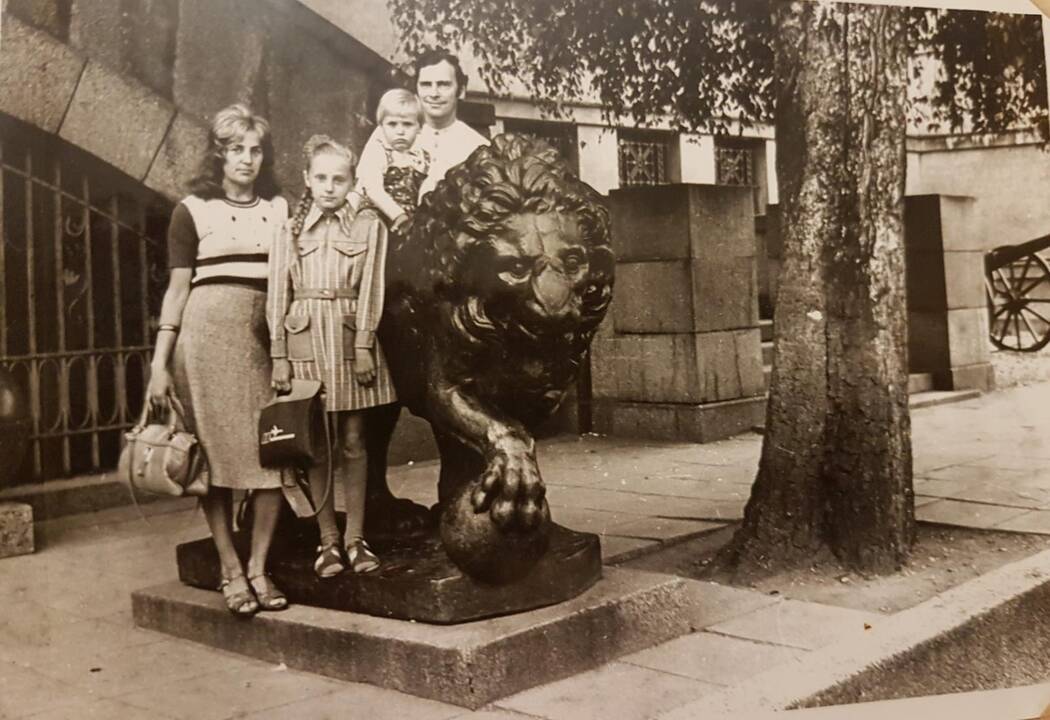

{"left": 136, "top": 393, "right": 188, "bottom": 433}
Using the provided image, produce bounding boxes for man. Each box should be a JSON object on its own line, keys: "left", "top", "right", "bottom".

{"left": 359, "top": 49, "right": 489, "bottom": 535}
{"left": 356, "top": 49, "right": 489, "bottom": 204}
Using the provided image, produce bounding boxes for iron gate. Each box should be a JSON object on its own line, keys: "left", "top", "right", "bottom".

{"left": 0, "top": 113, "right": 171, "bottom": 482}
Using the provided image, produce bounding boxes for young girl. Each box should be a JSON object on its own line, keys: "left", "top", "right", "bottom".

{"left": 353, "top": 89, "right": 430, "bottom": 233}
{"left": 268, "top": 135, "right": 397, "bottom": 577}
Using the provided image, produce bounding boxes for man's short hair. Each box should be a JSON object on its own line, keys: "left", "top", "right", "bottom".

{"left": 413, "top": 48, "right": 469, "bottom": 94}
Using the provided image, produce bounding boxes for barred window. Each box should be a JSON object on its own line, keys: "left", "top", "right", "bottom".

{"left": 715, "top": 146, "right": 754, "bottom": 186}
{"left": 618, "top": 131, "right": 672, "bottom": 187}
{"left": 502, "top": 119, "right": 578, "bottom": 172}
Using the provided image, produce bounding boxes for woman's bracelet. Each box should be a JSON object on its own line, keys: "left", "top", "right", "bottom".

{"left": 158, "top": 324, "right": 179, "bottom": 334}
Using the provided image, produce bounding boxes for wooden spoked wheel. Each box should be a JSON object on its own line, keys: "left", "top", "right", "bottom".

{"left": 987, "top": 253, "right": 1050, "bottom": 352}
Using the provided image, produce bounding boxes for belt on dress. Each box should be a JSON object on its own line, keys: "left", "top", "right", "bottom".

{"left": 293, "top": 288, "right": 358, "bottom": 300}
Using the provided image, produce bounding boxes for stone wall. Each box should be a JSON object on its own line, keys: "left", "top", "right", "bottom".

{"left": 591, "top": 184, "right": 766, "bottom": 443}
{"left": 906, "top": 131, "right": 1050, "bottom": 251}
{"left": 1, "top": 0, "right": 391, "bottom": 201}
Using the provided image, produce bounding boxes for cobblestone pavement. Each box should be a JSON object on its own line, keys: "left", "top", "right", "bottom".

{"left": 3, "top": 380, "right": 1050, "bottom": 719}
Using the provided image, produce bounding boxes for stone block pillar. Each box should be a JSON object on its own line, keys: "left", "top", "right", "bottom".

{"left": 591, "top": 184, "right": 766, "bottom": 442}
{"left": 905, "top": 194, "right": 994, "bottom": 391}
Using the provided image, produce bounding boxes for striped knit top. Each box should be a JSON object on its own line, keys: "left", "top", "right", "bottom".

{"left": 167, "top": 195, "right": 288, "bottom": 288}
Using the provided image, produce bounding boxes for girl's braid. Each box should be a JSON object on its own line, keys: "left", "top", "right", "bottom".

{"left": 290, "top": 187, "right": 313, "bottom": 240}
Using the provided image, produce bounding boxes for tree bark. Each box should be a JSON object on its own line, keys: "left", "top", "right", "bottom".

{"left": 724, "top": 1, "right": 914, "bottom": 576}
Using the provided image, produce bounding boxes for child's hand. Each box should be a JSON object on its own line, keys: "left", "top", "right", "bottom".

{"left": 391, "top": 213, "right": 410, "bottom": 235}
{"left": 353, "top": 348, "right": 376, "bottom": 386}
{"left": 271, "top": 359, "right": 292, "bottom": 394}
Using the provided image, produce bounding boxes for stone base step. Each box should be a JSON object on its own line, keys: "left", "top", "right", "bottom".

{"left": 908, "top": 373, "right": 935, "bottom": 393}
{"left": 760, "top": 318, "right": 774, "bottom": 343}
{"left": 132, "top": 568, "right": 697, "bottom": 709}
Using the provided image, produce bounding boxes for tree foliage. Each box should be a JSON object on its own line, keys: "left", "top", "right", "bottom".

{"left": 388, "top": 0, "right": 1046, "bottom": 135}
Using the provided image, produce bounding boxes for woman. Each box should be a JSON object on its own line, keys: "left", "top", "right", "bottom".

{"left": 147, "top": 104, "right": 289, "bottom": 616}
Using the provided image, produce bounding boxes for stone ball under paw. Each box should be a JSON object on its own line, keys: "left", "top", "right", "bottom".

{"left": 440, "top": 484, "right": 552, "bottom": 585}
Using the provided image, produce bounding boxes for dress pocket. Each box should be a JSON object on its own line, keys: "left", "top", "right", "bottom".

{"left": 284, "top": 315, "right": 313, "bottom": 362}
{"left": 296, "top": 238, "right": 320, "bottom": 257}
{"left": 332, "top": 239, "right": 368, "bottom": 259}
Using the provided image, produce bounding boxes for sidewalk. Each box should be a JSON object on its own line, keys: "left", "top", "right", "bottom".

{"left": 4, "top": 381, "right": 1050, "bottom": 719}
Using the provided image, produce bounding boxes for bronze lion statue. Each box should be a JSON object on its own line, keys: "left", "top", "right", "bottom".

{"left": 364, "top": 133, "right": 614, "bottom": 583}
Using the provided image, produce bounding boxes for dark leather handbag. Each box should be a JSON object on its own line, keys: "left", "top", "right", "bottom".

{"left": 119, "top": 395, "right": 207, "bottom": 499}
{"left": 258, "top": 379, "right": 325, "bottom": 469}
{"left": 258, "top": 379, "right": 332, "bottom": 518}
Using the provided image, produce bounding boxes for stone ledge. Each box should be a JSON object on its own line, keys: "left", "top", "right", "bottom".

{"left": 132, "top": 567, "right": 696, "bottom": 709}
{"left": 59, "top": 59, "right": 175, "bottom": 181}
{"left": 0, "top": 14, "right": 86, "bottom": 133}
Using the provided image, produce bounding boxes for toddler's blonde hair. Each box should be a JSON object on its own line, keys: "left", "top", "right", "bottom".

{"left": 376, "top": 89, "right": 424, "bottom": 125}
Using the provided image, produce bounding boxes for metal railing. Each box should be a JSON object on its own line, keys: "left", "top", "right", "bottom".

{"left": 1, "top": 116, "right": 169, "bottom": 481}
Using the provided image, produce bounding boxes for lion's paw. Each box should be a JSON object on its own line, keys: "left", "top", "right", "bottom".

{"left": 472, "top": 435, "right": 547, "bottom": 531}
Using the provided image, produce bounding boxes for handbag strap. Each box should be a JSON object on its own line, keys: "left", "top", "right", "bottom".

{"left": 283, "top": 409, "right": 335, "bottom": 520}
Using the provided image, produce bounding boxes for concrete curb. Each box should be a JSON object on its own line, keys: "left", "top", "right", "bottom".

{"left": 657, "top": 546, "right": 1050, "bottom": 718}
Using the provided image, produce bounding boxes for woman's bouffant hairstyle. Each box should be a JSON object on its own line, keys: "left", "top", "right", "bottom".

{"left": 186, "top": 104, "right": 280, "bottom": 200}
{"left": 376, "top": 88, "right": 424, "bottom": 125}
{"left": 413, "top": 48, "right": 469, "bottom": 94}
{"left": 289, "top": 134, "right": 357, "bottom": 239}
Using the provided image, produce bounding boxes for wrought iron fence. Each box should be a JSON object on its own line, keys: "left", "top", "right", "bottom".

{"left": 0, "top": 114, "right": 170, "bottom": 482}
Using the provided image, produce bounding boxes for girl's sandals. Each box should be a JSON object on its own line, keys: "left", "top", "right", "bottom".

{"left": 219, "top": 574, "right": 259, "bottom": 617}
{"left": 346, "top": 538, "right": 381, "bottom": 574}
{"left": 248, "top": 573, "right": 289, "bottom": 611}
{"left": 314, "top": 542, "right": 347, "bottom": 579}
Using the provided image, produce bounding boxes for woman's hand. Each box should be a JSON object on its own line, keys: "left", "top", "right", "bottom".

{"left": 271, "top": 359, "right": 292, "bottom": 394}
{"left": 146, "top": 367, "right": 173, "bottom": 414}
{"left": 353, "top": 348, "right": 376, "bottom": 386}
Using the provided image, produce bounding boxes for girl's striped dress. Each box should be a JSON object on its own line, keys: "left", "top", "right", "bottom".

{"left": 267, "top": 202, "right": 397, "bottom": 412}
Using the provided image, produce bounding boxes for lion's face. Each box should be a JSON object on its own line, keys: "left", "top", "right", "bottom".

{"left": 459, "top": 211, "right": 601, "bottom": 338}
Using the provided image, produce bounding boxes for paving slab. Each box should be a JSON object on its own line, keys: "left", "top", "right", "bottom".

{"left": 993, "top": 509, "right": 1050, "bottom": 534}
{"left": 658, "top": 546, "right": 1050, "bottom": 718}
{"left": 622, "top": 630, "right": 809, "bottom": 686}
{"left": 606, "top": 516, "right": 725, "bottom": 541}
{"left": 132, "top": 567, "right": 699, "bottom": 709}
{"left": 236, "top": 682, "right": 461, "bottom": 720}
{"left": 600, "top": 534, "right": 659, "bottom": 562}
{"left": 0, "top": 660, "right": 103, "bottom": 719}
{"left": 916, "top": 499, "right": 1031, "bottom": 529}
{"left": 25, "top": 697, "right": 175, "bottom": 720}
{"left": 676, "top": 579, "right": 782, "bottom": 629}
{"left": 496, "top": 660, "right": 720, "bottom": 720}
{"left": 115, "top": 664, "right": 349, "bottom": 720}
{"left": 946, "top": 481, "right": 1050, "bottom": 508}
{"left": 924, "top": 464, "right": 1035, "bottom": 485}
{"left": 708, "top": 599, "right": 880, "bottom": 651}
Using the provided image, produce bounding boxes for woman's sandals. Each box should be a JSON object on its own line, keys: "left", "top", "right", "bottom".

{"left": 219, "top": 574, "right": 259, "bottom": 617}
{"left": 248, "top": 573, "right": 289, "bottom": 611}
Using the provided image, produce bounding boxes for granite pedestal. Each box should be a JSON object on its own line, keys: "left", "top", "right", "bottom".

{"left": 132, "top": 567, "right": 696, "bottom": 708}
{"left": 176, "top": 517, "right": 602, "bottom": 624}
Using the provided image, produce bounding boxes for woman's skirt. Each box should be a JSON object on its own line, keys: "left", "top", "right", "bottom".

{"left": 173, "top": 284, "right": 281, "bottom": 490}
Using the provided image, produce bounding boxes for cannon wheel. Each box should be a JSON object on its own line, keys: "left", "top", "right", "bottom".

{"left": 987, "top": 253, "right": 1050, "bottom": 352}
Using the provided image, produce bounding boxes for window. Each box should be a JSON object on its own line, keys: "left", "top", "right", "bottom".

{"left": 715, "top": 137, "right": 767, "bottom": 214}
{"left": 715, "top": 146, "right": 754, "bottom": 186}
{"left": 502, "top": 119, "right": 579, "bottom": 172}
{"left": 617, "top": 130, "right": 672, "bottom": 187}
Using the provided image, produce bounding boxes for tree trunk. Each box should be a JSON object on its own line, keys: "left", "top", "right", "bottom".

{"left": 724, "top": 1, "right": 914, "bottom": 577}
